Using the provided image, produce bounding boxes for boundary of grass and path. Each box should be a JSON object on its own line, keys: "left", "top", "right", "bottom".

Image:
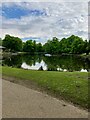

{"left": 1, "top": 66, "right": 89, "bottom": 110}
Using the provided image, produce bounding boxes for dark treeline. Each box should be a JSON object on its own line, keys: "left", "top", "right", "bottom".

{"left": 1, "top": 34, "right": 90, "bottom": 55}
{"left": 2, "top": 34, "right": 44, "bottom": 53}
{"left": 43, "top": 35, "right": 90, "bottom": 55}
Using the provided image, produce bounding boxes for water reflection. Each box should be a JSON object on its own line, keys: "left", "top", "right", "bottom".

{"left": 21, "top": 60, "right": 47, "bottom": 70}
{"left": 2, "top": 54, "right": 90, "bottom": 72}
{"left": 80, "top": 69, "right": 87, "bottom": 72}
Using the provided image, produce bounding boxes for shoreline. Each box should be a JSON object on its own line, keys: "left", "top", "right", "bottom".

{"left": 2, "top": 51, "right": 90, "bottom": 60}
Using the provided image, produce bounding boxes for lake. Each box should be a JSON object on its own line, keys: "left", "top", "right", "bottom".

{"left": 2, "top": 54, "right": 89, "bottom": 72}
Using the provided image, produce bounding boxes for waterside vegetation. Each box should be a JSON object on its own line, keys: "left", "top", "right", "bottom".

{"left": 1, "top": 34, "right": 90, "bottom": 55}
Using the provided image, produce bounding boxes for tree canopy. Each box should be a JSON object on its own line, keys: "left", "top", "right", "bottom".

{"left": 44, "top": 35, "right": 90, "bottom": 54}
{"left": 2, "top": 34, "right": 90, "bottom": 55}
{"left": 3, "top": 34, "right": 22, "bottom": 52}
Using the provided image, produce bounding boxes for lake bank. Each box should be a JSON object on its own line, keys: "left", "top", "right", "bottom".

{"left": 2, "top": 66, "right": 88, "bottom": 109}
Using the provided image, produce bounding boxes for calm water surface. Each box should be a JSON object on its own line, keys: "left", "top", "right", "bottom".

{"left": 2, "top": 54, "right": 89, "bottom": 72}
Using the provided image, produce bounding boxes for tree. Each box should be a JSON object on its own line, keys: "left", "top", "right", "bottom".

{"left": 43, "top": 37, "right": 59, "bottom": 54}
{"left": 33, "top": 40, "right": 37, "bottom": 52}
{"left": 0, "top": 38, "right": 2, "bottom": 46}
{"left": 59, "top": 35, "right": 85, "bottom": 54}
{"left": 43, "top": 35, "right": 87, "bottom": 54}
{"left": 3, "top": 34, "right": 22, "bottom": 52}
{"left": 71, "top": 36, "right": 85, "bottom": 54}
{"left": 23, "top": 40, "right": 35, "bottom": 53}
{"left": 84, "top": 40, "right": 90, "bottom": 55}
{"left": 36, "top": 43, "right": 43, "bottom": 52}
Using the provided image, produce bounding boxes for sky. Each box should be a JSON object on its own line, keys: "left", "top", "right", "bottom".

{"left": 0, "top": 1, "right": 89, "bottom": 44}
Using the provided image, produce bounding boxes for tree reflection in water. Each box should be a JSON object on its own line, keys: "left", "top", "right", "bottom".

{"left": 2, "top": 54, "right": 89, "bottom": 72}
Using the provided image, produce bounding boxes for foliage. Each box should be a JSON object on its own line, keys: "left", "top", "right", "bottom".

{"left": 84, "top": 40, "right": 90, "bottom": 55}
{"left": 23, "top": 40, "right": 44, "bottom": 53}
{"left": 0, "top": 38, "right": 2, "bottom": 46}
{"left": 36, "top": 43, "right": 43, "bottom": 52}
{"left": 2, "top": 34, "right": 90, "bottom": 54}
{"left": 44, "top": 35, "right": 89, "bottom": 54}
{"left": 23, "top": 40, "right": 35, "bottom": 53}
{"left": 3, "top": 34, "right": 22, "bottom": 52}
{"left": 43, "top": 37, "right": 59, "bottom": 54}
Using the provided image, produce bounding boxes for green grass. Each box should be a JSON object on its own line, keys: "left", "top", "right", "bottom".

{"left": 2, "top": 66, "right": 88, "bottom": 109}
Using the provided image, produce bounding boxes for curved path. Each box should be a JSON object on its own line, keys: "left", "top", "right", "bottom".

{"left": 2, "top": 80, "right": 88, "bottom": 118}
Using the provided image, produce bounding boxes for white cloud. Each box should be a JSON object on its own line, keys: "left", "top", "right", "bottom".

{"left": 1, "top": 2, "right": 88, "bottom": 43}
{"left": 0, "top": 0, "right": 89, "bottom": 2}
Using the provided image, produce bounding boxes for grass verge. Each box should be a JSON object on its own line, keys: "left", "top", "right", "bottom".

{"left": 2, "top": 66, "right": 88, "bottom": 109}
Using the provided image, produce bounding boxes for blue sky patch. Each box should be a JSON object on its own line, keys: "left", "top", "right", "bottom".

{"left": 22, "top": 37, "right": 42, "bottom": 42}
{"left": 2, "top": 5, "right": 30, "bottom": 19}
{"left": 2, "top": 4, "right": 47, "bottom": 19}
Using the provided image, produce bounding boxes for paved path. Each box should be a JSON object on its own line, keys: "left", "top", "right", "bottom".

{"left": 2, "top": 80, "right": 88, "bottom": 118}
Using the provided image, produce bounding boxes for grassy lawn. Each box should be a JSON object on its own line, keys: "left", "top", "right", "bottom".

{"left": 2, "top": 66, "right": 88, "bottom": 109}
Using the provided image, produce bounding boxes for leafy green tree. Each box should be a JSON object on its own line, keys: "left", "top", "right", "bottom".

{"left": 3, "top": 34, "right": 22, "bottom": 52}
{"left": 43, "top": 37, "right": 59, "bottom": 54}
{"left": 43, "top": 35, "right": 87, "bottom": 54}
{"left": 23, "top": 40, "right": 35, "bottom": 53}
{"left": 33, "top": 40, "right": 37, "bottom": 52}
{"left": 84, "top": 40, "right": 90, "bottom": 55}
{"left": 36, "top": 43, "right": 43, "bottom": 52}
{"left": 71, "top": 37, "right": 85, "bottom": 54}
